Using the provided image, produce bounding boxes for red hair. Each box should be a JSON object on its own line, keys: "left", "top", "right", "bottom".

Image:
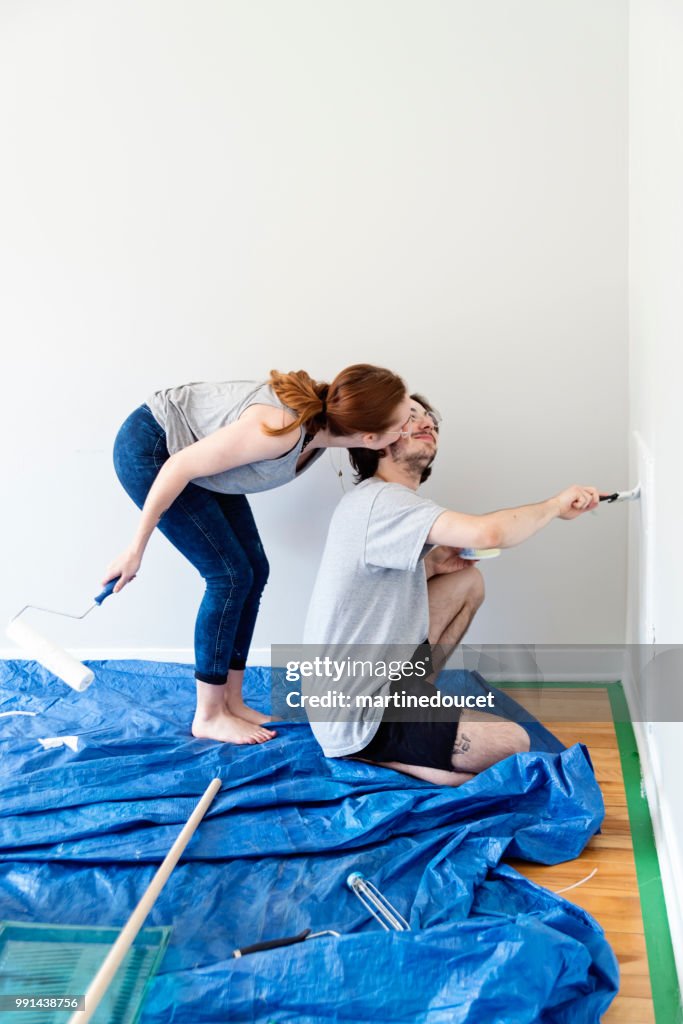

{"left": 266, "top": 364, "right": 406, "bottom": 437}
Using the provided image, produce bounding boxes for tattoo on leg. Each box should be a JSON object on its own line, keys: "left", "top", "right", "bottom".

{"left": 453, "top": 731, "right": 471, "bottom": 755}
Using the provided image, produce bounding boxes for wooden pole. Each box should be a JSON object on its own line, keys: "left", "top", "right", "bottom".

{"left": 68, "top": 777, "right": 222, "bottom": 1024}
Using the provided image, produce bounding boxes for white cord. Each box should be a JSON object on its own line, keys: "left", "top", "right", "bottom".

{"left": 554, "top": 867, "right": 598, "bottom": 895}
{"left": 328, "top": 449, "right": 347, "bottom": 492}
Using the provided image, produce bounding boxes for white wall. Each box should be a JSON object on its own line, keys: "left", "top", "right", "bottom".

{"left": 628, "top": 0, "right": 683, "bottom": 981}
{"left": 0, "top": 0, "right": 627, "bottom": 660}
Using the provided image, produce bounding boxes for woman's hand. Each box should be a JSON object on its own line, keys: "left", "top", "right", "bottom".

{"left": 425, "top": 546, "right": 474, "bottom": 578}
{"left": 103, "top": 548, "right": 142, "bottom": 593}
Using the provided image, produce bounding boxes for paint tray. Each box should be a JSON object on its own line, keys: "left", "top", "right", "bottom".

{"left": 0, "top": 921, "right": 171, "bottom": 1024}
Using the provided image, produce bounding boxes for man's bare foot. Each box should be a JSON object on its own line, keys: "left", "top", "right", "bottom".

{"left": 224, "top": 695, "right": 275, "bottom": 728}
{"left": 191, "top": 709, "right": 275, "bottom": 744}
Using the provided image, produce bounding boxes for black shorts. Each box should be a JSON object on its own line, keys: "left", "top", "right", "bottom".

{"left": 360, "top": 718, "right": 460, "bottom": 772}
{"left": 358, "top": 642, "right": 460, "bottom": 772}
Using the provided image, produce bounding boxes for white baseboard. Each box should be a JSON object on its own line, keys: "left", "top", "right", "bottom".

{"left": 0, "top": 645, "right": 628, "bottom": 675}
{"left": 0, "top": 647, "right": 271, "bottom": 666}
{"left": 442, "top": 645, "right": 624, "bottom": 683}
{"left": 0, "top": 645, "right": 626, "bottom": 679}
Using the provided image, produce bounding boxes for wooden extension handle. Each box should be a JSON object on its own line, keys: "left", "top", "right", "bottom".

{"left": 68, "top": 777, "right": 222, "bottom": 1024}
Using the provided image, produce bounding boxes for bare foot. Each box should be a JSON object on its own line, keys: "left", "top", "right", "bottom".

{"left": 191, "top": 709, "right": 275, "bottom": 744}
{"left": 224, "top": 696, "right": 275, "bottom": 728}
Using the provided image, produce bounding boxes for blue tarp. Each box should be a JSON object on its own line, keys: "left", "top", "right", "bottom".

{"left": 0, "top": 660, "right": 618, "bottom": 1022}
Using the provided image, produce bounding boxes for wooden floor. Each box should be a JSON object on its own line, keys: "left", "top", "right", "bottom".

{"left": 507, "top": 690, "right": 655, "bottom": 1023}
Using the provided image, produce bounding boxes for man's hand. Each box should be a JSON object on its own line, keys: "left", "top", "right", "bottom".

{"left": 425, "top": 546, "right": 476, "bottom": 578}
{"left": 554, "top": 485, "right": 600, "bottom": 520}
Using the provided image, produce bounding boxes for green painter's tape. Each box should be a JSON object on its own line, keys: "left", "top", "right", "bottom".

{"left": 608, "top": 682, "right": 682, "bottom": 1024}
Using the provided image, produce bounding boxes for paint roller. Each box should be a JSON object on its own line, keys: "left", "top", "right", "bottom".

{"left": 6, "top": 577, "right": 120, "bottom": 692}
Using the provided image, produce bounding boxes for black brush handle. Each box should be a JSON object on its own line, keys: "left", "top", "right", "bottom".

{"left": 599, "top": 493, "right": 619, "bottom": 503}
{"left": 232, "top": 928, "right": 312, "bottom": 958}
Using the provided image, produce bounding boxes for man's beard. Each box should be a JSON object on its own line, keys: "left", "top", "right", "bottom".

{"left": 388, "top": 440, "right": 436, "bottom": 479}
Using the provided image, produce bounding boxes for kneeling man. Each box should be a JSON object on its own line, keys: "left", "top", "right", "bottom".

{"left": 302, "top": 395, "right": 599, "bottom": 786}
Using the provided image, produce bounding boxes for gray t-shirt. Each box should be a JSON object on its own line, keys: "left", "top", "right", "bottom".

{"left": 302, "top": 478, "right": 446, "bottom": 757}
{"left": 147, "top": 380, "right": 323, "bottom": 494}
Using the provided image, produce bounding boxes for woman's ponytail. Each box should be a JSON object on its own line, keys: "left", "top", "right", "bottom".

{"left": 265, "top": 370, "right": 328, "bottom": 436}
{"left": 266, "top": 364, "right": 405, "bottom": 438}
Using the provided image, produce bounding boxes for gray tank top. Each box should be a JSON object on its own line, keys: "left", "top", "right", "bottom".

{"left": 147, "top": 380, "right": 323, "bottom": 494}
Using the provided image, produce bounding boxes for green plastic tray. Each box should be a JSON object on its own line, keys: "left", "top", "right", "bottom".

{"left": 0, "top": 920, "right": 171, "bottom": 1023}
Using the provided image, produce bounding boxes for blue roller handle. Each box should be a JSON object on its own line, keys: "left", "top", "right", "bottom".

{"left": 94, "top": 577, "right": 121, "bottom": 605}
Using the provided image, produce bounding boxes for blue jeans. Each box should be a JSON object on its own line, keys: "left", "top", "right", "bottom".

{"left": 113, "top": 405, "right": 270, "bottom": 683}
